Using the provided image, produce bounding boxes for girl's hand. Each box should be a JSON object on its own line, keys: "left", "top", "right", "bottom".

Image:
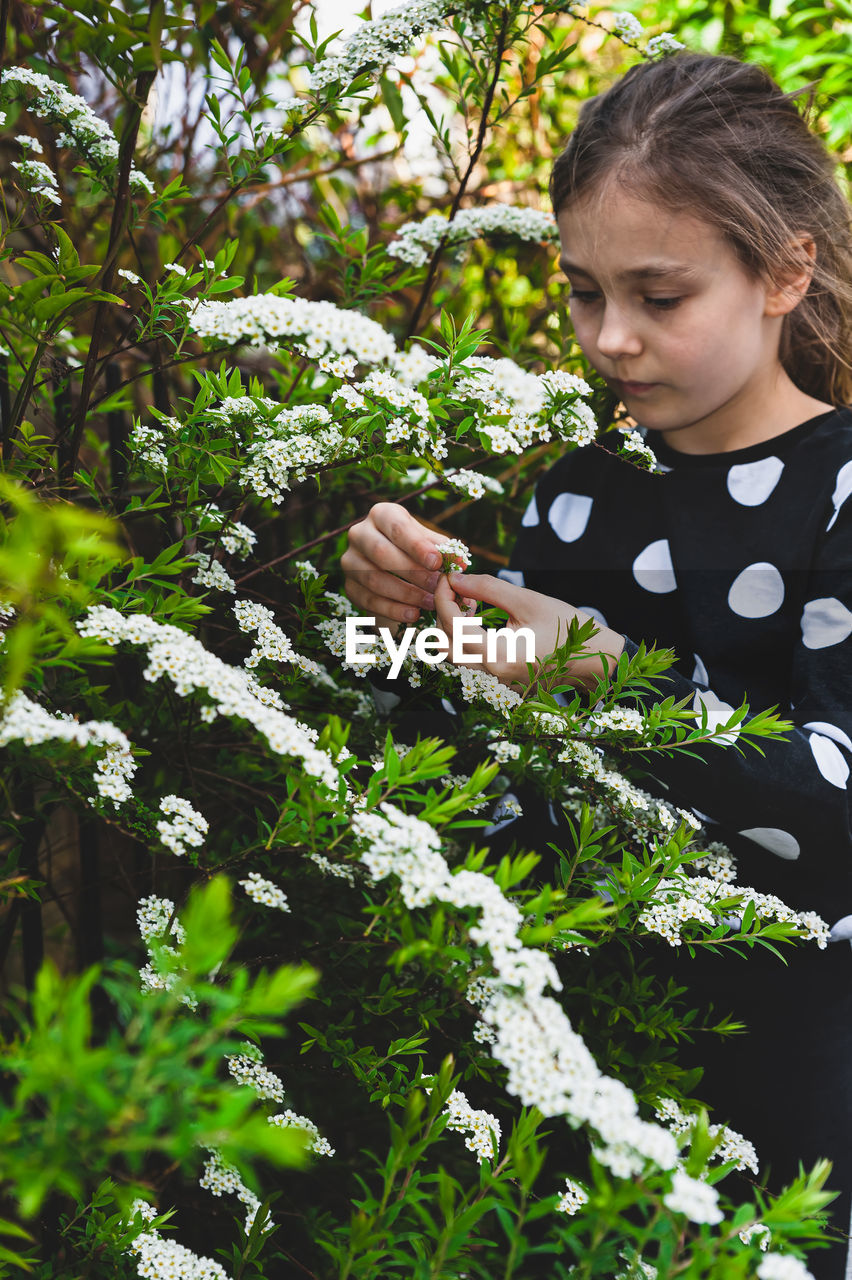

{"left": 342, "top": 502, "right": 444, "bottom": 631}
{"left": 435, "top": 571, "right": 625, "bottom": 692}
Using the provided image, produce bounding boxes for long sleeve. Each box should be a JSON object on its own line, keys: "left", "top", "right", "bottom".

{"left": 505, "top": 425, "right": 852, "bottom": 927}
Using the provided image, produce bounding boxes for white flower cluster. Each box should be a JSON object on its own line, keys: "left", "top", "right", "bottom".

{"left": 558, "top": 738, "right": 651, "bottom": 813}
{"left": 454, "top": 665, "right": 524, "bottom": 718}
{"left": 389, "top": 344, "right": 442, "bottom": 386}
{"left": 487, "top": 736, "right": 522, "bottom": 763}
{"left": 118, "top": 267, "right": 142, "bottom": 285}
{"left": 738, "top": 1222, "right": 772, "bottom": 1250}
{"left": 645, "top": 33, "right": 686, "bottom": 56}
{"left": 451, "top": 358, "right": 597, "bottom": 455}
{"left": 309, "top": 852, "right": 357, "bottom": 883}
{"left": 619, "top": 427, "right": 660, "bottom": 469}
{"left": 77, "top": 607, "right": 338, "bottom": 789}
{"left": 662, "top": 1169, "right": 723, "bottom": 1226}
{"left": 190, "top": 551, "right": 236, "bottom": 594}
{"left": 233, "top": 598, "right": 333, "bottom": 688}
{"left": 317, "top": 615, "right": 385, "bottom": 678}
{"left": 136, "top": 895, "right": 196, "bottom": 1008}
{"left": 388, "top": 204, "right": 559, "bottom": 268}
{"left": 442, "top": 466, "right": 504, "bottom": 500}
{"left": 227, "top": 1049, "right": 286, "bottom": 1103}
{"left": 0, "top": 691, "right": 136, "bottom": 806}
{"left": 242, "top": 409, "right": 353, "bottom": 505}
{"left": 352, "top": 802, "right": 679, "bottom": 1176}
{"left": 293, "top": 559, "right": 319, "bottom": 580}
{"left": 1, "top": 67, "right": 154, "bottom": 193}
{"left": 189, "top": 293, "right": 396, "bottom": 364}
{"left": 127, "top": 1199, "right": 230, "bottom": 1280}
{"left": 128, "top": 422, "right": 167, "bottom": 470}
{"left": 639, "top": 874, "right": 830, "bottom": 949}
{"left": 269, "top": 1110, "right": 335, "bottom": 1156}
{"left": 585, "top": 706, "right": 648, "bottom": 738}
{"left": 653, "top": 1097, "right": 758, "bottom": 1174}
{"left": 225, "top": 1046, "right": 334, "bottom": 1155}
{"left": 308, "top": 0, "right": 451, "bottom": 94}
{"left": 556, "top": 1177, "right": 589, "bottom": 1215}
{"left": 616, "top": 1255, "right": 657, "bottom": 1280}
{"left": 200, "top": 504, "right": 257, "bottom": 559}
{"left": 337, "top": 368, "right": 444, "bottom": 457}
{"left": 157, "top": 794, "right": 208, "bottom": 858}
{"left": 756, "top": 1255, "right": 815, "bottom": 1279}
{"left": 14, "top": 156, "right": 60, "bottom": 204}
{"left": 689, "top": 841, "right": 738, "bottom": 883}
{"left": 234, "top": 599, "right": 295, "bottom": 667}
{"left": 555, "top": 738, "right": 703, "bottom": 840}
{"left": 239, "top": 871, "right": 290, "bottom": 912}
{"left": 137, "top": 895, "right": 186, "bottom": 948}
{"left": 199, "top": 1149, "right": 262, "bottom": 1234}
{"left": 442, "top": 1088, "right": 501, "bottom": 1163}
{"left": 612, "top": 11, "right": 643, "bottom": 41}
{"left": 436, "top": 536, "right": 471, "bottom": 570}
{"left": 639, "top": 878, "right": 715, "bottom": 946}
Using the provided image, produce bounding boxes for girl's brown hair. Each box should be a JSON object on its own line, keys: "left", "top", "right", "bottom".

{"left": 550, "top": 52, "right": 852, "bottom": 406}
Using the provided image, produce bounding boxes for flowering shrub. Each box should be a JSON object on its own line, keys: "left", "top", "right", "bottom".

{"left": 0, "top": 1, "right": 843, "bottom": 1277}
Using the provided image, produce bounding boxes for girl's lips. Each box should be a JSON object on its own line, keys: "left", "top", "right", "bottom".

{"left": 618, "top": 380, "right": 659, "bottom": 394}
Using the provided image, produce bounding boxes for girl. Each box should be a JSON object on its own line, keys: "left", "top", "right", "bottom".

{"left": 342, "top": 52, "right": 852, "bottom": 1277}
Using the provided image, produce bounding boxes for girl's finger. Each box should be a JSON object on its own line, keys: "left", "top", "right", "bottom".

{"left": 446, "top": 572, "right": 524, "bottom": 612}
{"left": 343, "top": 547, "right": 435, "bottom": 612}
{"left": 434, "top": 577, "right": 487, "bottom": 665}
{"left": 369, "top": 502, "right": 444, "bottom": 571}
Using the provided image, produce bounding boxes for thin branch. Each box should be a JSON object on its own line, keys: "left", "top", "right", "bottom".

{"left": 63, "top": 69, "right": 156, "bottom": 485}
{"left": 405, "top": 11, "right": 511, "bottom": 340}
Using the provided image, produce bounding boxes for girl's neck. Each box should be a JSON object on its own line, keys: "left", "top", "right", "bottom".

{"left": 653, "top": 367, "right": 834, "bottom": 455}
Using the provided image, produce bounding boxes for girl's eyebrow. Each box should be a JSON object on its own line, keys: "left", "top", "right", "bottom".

{"left": 558, "top": 257, "right": 700, "bottom": 281}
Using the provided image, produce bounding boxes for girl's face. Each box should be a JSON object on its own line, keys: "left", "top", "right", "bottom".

{"left": 556, "top": 186, "right": 790, "bottom": 450}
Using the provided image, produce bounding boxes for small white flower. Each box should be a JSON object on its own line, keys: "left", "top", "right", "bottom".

{"left": 118, "top": 267, "right": 142, "bottom": 285}
{"left": 663, "top": 1170, "right": 723, "bottom": 1225}
{"left": 156, "top": 794, "right": 208, "bottom": 857}
{"left": 163, "top": 260, "right": 188, "bottom": 276}
{"left": 757, "top": 1254, "right": 814, "bottom": 1280}
{"left": 645, "top": 32, "right": 686, "bottom": 56}
{"left": 612, "top": 11, "right": 643, "bottom": 40}
{"left": 239, "top": 871, "right": 290, "bottom": 912}
{"left": 556, "top": 1177, "right": 589, "bottom": 1214}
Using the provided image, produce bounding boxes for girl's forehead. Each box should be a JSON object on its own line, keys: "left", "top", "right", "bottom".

{"left": 556, "top": 190, "right": 729, "bottom": 276}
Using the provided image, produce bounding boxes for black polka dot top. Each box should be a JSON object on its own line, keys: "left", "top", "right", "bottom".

{"left": 507, "top": 406, "right": 852, "bottom": 933}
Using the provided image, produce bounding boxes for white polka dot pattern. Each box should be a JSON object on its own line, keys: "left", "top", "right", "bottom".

{"left": 827, "top": 459, "right": 852, "bottom": 531}
{"left": 828, "top": 914, "right": 852, "bottom": 941}
{"left": 727, "top": 562, "right": 784, "bottom": 619}
{"left": 801, "top": 597, "right": 852, "bottom": 649}
{"left": 548, "top": 491, "right": 593, "bottom": 542}
{"left": 521, "top": 494, "right": 539, "bottom": 528}
{"left": 692, "top": 653, "right": 709, "bottom": 686}
{"left": 497, "top": 569, "right": 525, "bottom": 587}
{"left": 802, "top": 720, "right": 852, "bottom": 752}
{"left": 632, "top": 539, "right": 677, "bottom": 593}
{"left": 726, "top": 456, "right": 784, "bottom": 506}
{"left": 738, "top": 826, "right": 801, "bottom": 860}
{"left": 808, "top": 732, "right": 850, "bottom": 789}
{"left": 693, "top": 689, "right": 739, "bottom": 743}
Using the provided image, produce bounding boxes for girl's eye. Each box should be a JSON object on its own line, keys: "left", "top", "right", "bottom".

{"left": 569, "top": 289, "right": 600, "bottom": 304}
{"left": 645, "top": 296, "right": 683, "bottom": 310}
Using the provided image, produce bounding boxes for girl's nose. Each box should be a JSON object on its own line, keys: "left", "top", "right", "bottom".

{"left": 596, "top": 304, "right": 642, "bottom": 359}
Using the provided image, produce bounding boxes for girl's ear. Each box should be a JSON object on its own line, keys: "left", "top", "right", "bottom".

{"left": 763, "top": 234, "right": 817, "bottom": 317}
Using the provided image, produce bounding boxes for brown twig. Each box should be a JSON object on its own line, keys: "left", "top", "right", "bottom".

{"left": 405, "top": 11, "right": 511, "bottom": 340}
